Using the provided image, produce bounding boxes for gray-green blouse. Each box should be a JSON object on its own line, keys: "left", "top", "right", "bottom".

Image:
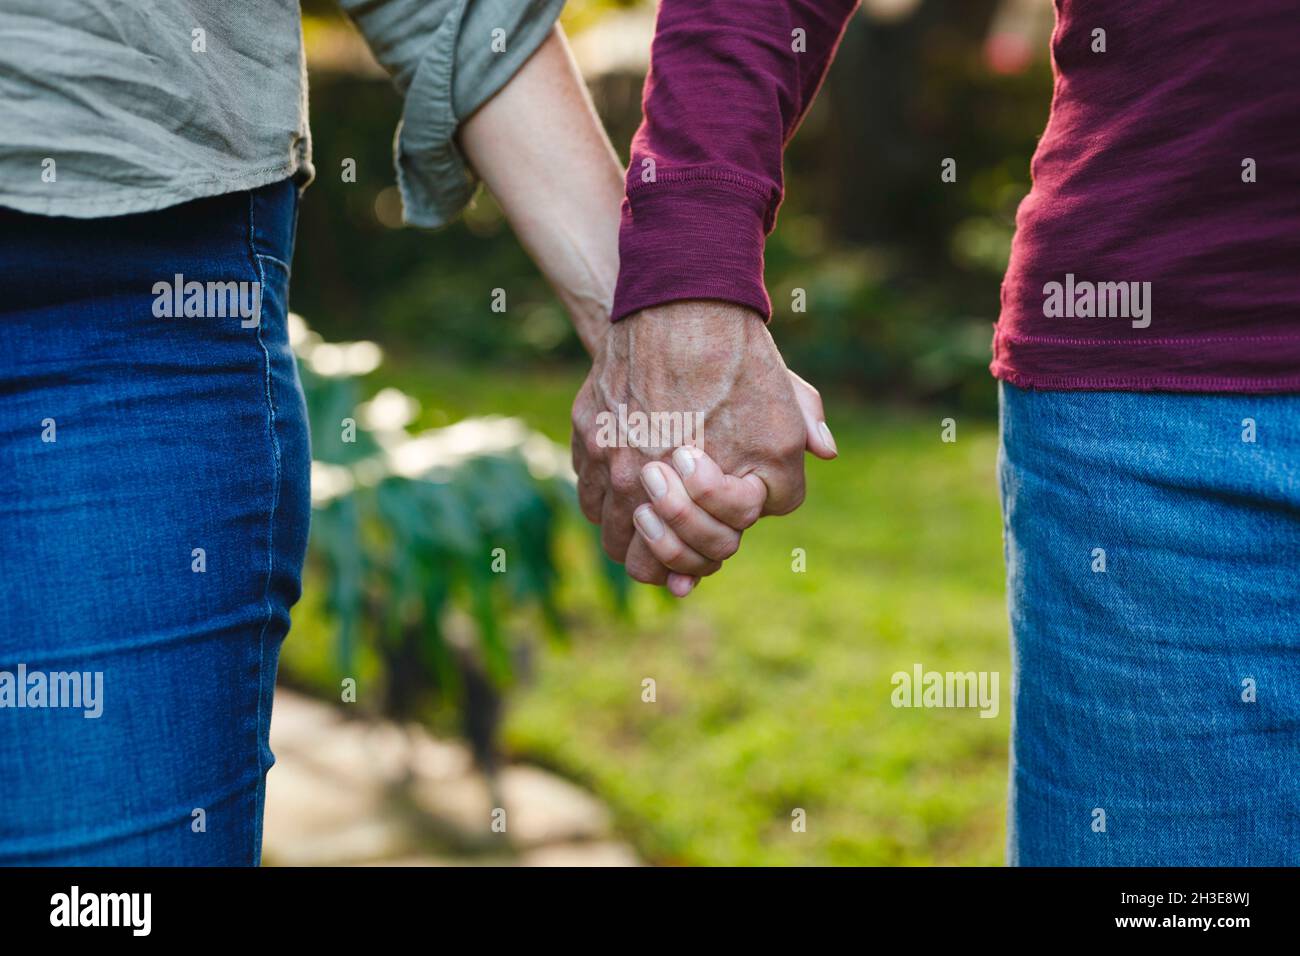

{"left": 0, "top": 0, "right": 564, "bottom": 226}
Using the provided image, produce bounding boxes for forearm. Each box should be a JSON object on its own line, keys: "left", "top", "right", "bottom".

{"left": 458, "top": 25, "right": 622, "bottom": 355}
{"left": 612, "top": 0, "right": 859, "bottom": 322}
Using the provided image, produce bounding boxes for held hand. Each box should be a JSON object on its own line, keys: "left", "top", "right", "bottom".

{"left": 571, "top": 300, "right": 836, "bottom": 590}
{"left": 635, "top": 372, "right": 835, "bottom": 595}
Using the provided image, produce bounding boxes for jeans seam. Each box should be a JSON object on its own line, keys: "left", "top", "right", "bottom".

{"left": 247, "top": 190, "right": 283, "bottom": 867}
{"left": 255, "top": 251, "right": 292, "bottom": 273}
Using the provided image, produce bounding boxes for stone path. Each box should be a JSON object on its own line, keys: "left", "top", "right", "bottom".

{"left": 263, "top": 689, "right": 640, "bottom": 866}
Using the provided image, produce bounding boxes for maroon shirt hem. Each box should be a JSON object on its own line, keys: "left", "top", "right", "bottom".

{"left": 991, "top": 327, "right": 1300, "bottom": 393}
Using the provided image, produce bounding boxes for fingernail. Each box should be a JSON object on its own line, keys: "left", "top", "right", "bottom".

{"left": 641, "top": 462, "right": 668, "bottom": 499}
{"left": 634, "top": 504, "right": 664, "bottom": 541}
{"left": 818, "top": 421, "right": 838, "bottom": 455}
{"left": 672, "top": 445, "right": 696, "bottom": 478}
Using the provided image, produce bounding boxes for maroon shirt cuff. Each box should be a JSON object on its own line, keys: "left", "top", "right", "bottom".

{"left": 610, "top": 171, "right": 774, "bottom": 323}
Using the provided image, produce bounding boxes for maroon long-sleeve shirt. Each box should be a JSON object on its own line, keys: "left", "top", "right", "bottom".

{"left": 614, "top": 0, "right": 1300, "bottom": 394}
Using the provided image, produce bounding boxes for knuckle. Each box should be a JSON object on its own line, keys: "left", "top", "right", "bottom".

{"left": 570, "top": 406, "right": 591, "bottom": 445}
{"left": 712, "top": 533, "right": 741, "bottom": 561}
{"left": 771, "top": 484, "right": 806, "bottom": 516}
{"left": 581, "top": 428, "right": 606, "bottom": 462}
{"left": 609, "top": 459, "right": 642, "bottom": 498}
{"left": 660, "top": 496, "right": 693, "bottom": 529}
{"left": 626, "top": 553, "right": 664, "bottom": 585}
{"left": 735, "top": 501, "right": 763, "bottom": 529}
{"left": 627, "top": 563, "right": 657, "bottom": 584}
{"left": 657, "top": 539, "right": 686, "bottom": 567}
{"left": 576, "top": 481, "right": 602, "bottom": 525}
{"left": 775, "top": 433, "right": 805, "bottom": 463}
{"left": 690, "top": 478, "right": 718, "bottom": 507}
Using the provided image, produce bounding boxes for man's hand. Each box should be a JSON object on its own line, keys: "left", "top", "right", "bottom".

{"left": 571, "top": 300, "right": 836, "bottom": 590}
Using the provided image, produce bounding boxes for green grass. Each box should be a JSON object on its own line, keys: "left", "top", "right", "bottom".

{"left": 294, "top": 353, "right": 1011, "bottom": 866}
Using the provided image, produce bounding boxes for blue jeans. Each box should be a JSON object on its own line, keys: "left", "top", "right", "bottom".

{"left": 0, "top": 180, "right": 309, "bottom": 865}
{"left": 999, "top": 382, "right": 1300, "bottom": 865}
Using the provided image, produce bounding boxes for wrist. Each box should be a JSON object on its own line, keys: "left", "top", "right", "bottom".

{"left": 617, "top": 301, "right": 772, "bottom": 406}
{"left": 566, "top": 296, "right": 612, "bottom": 356}
{"left": 630, "top": 300, "right": 762, "bottom": 353}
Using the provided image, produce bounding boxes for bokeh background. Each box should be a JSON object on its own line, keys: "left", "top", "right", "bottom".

{"left": 267, "top": 0, "right": 1057, "bottom": 866}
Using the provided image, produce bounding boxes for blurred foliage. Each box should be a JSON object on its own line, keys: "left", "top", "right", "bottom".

{"left": 292, "top": 0, "right": 1053, "bottom": 415}
{"left": 291, "top": 317, "right": 625, "bottom": 737}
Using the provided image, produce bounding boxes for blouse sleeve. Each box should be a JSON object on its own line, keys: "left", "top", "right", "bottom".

{"left": 338, "top": 0, "right": 567, "bottom": 228}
